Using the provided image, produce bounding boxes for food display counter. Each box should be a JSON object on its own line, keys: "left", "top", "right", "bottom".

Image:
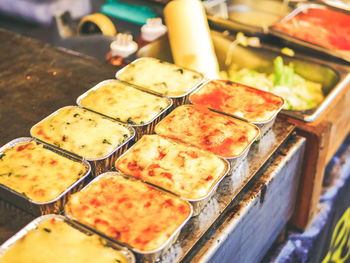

{"left": 1, "top": 0, "right": 350, "bottom": 261}
{"left": 0, "top": 27, "right": 307, "bottom": 262}
{"left": 137, "top": 28, "right": 350, "bottom": 229}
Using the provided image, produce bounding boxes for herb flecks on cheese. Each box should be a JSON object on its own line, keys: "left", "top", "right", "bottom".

{"left": 66, "top": 174, "right": 191, "bottom": 252}
{"left": 155, "top": 105, "right": 260, "bottom": 158}
{"left": 117, "top": 57, "right": 203, "bottom": 97}
{"left": 0, "top": 218, "right": 129, "bottom": 263}
{"left": 0, "top": 141, "right": 86, "bottom": 202}
{"left": 80, "top": 80, "right": 169, "bottom": 125}
{"left": 116, "top": 135, "right": 228, "bottom": 200}
{"left": 31, "top": 106, "right": 131, "bottom": 160}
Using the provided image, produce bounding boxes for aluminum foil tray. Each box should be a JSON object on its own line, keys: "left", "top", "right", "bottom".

{"left": 76, "top": 79, "right": 173, "bottom": 141}
{"left": 114, "top": 135, "right": 231, "bottom": 216}
{"left": 0, "top": 137, "right": 91, "bottom": 216}
{"left": 30, "top": 106, "right": 135, "bottom": 177}
{"left": 0, "top": 214, "right": 135, "bottom": 263}
{"left": 65, "top": 171, "right": 193, "bottom": 262}
{"left": 189, "top": 79, "right": 285, "bottom": 138}
{"left": 115, "top": 57, "right": 205, "bottom": 109}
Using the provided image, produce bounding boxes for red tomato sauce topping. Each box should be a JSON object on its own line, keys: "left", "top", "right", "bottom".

{"left": 274, "top": 8, "right": 350, "bottom": 51}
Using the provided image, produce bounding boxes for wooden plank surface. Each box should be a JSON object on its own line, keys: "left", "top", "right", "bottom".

{"left": 0, "top": 29, "right": 117, "bottom": 146}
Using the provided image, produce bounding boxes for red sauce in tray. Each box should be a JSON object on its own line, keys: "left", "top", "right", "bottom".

{"left": 66, "top": 174, "right": 191, "bottom": 252}
{"left": 190, "top": 80, "right": 284, "bottom": 123}
{"left": 274, "top": 8, "right": 350, "bottom": 51}
{"left": 155, "top": 105, "right": 260, "bottom": 158}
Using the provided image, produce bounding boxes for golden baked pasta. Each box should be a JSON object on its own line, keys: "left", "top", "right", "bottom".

{"left": 0, "top": 217, "right": 130, "bottom": 263}
{"left": 190, "top": 79, "right": 284, "bottom": 123}
{"left": 116, "top": 135, "right": 228, "bottom": 200}
{"left": 66, "top": 173, "right": 192, "bottom": 252}
{"left": 117, "top": 57, "right": 203, "bottom": 97}
{"left": 155, "top": 105, "right": 260, "bottom": 158}
{"left": 31, "top": 106, "right": 132, "bottom": 160}
{"left": 0, "top": 141, "right": 87, "bottom": 203}
{"left": 79, "top": 80, "right": 170, "bottom": 125}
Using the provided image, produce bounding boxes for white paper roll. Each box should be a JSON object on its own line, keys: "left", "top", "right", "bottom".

{"left": 164, "top": 0, "right": 220, "bottom": 79}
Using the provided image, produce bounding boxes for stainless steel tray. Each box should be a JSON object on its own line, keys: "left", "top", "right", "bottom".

{"left": 137, "top": 31, "right": 350, "bottom": 122}
{"left": 269, "top": 3, "right": 350, "bottom": 63}
{"left": 206, "top": 0, "right": 293, "bottom": 35}
{"left": 65, "top": 171, "right": 193, "bottom": 262}
{"left": 114, "top": 135, "right": 231, "bottom": 216}
{"left": 116, "top": 57, "right": 205, "bottom": 108}
{"left": 318, "top": 0, "right": 350, "bottom": 11}
{"left": 30, "top": 105, "right": 135, "bottom": 176}
{"left": 76, "top": 79, "right": 173, "bottom": 141}
{"left": 0, "top": 214, "right": 135, "bottom": 263}
{"left": 0, "top": 137, "right": 91, "bottom": 216}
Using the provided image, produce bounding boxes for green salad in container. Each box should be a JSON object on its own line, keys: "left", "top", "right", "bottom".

{"left": 220, "top": 56, "right": 324, "bottom": 111}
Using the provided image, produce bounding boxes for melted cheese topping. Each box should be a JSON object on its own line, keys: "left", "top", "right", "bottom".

{"left": 190, "top": 79, "right": 284, "bottom": 123}
{"left": 155, "top": 105, "right": 259, "bottom": 158}
{"left": 0, "top": 142, "right": 86, "bottom": 202}
{"left": 66, "top": 174, "right": 191, "bottom": 252}
{"left": 116, "top": 135, "right": 228, "bottom": 200}
{"left": 31, "top": 106, "right": 132, "bottom": 160}
{"left": 117, "top": 57, "right": 203, "bottom": 97}
{"left": 80, "top": 80, "right": 169, "bottom": 125}
{"left": 0, "top": 218, "right": 129, "bottom": 263}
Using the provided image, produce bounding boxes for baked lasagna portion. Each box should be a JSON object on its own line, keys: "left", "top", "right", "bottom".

{"left": 65, "top": 174, "right": 192, "bottom": 252}
{"left": 79, "top": 80, "right": 170, "bottom": 125}
{"left": 116, "top": 135, "right": 228, "bottom": 200}
{"left": 31, "top": 106, "right": 132, "bottom": 160}
{"left": 0, "top": 141, "right": 86, "bottom": 203}
{"left": 116, "top": 57, "right": 203, "bottom": 97}
{"left": 155, "top": 105, "right": 260, "bottom": 158}
{"left": 0, "top": 217, "right": 129, "bottom": 263}
{"left": 189, "top": 79, "right": 284, "bottom": 123}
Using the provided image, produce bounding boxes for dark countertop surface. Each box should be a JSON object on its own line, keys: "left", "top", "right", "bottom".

{"left": 0, "top": 28, "right": 118, "bottom": 146}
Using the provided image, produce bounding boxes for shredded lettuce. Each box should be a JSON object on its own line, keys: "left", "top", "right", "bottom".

{"left": 220, "top": 56, "right": 324, "bottom": 111}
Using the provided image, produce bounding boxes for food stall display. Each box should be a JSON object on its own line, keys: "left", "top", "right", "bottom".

{"left": 0, "top": 28, "right": 304, "bottom": 263}
{"left": 1, "top": 0, "right": 350, "bottom": 261}
{"left": 136, "top": 28, "right": 350, "bottom": 229}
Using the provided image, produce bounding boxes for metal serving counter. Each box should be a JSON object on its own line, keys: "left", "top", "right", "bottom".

{"left": 0, "top": 29, "right": 306, "bottom": 262}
